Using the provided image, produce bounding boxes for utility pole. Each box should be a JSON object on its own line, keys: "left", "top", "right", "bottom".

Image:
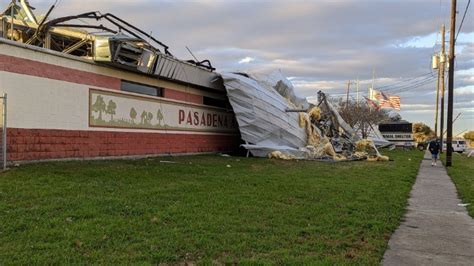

{"left": 446, "top": 0, "right": 456, "bottom": 167}
{"left": 346, "top": 80, "right": 351, "bottom": 110}
{"left": 439, "top": 24, "right": 446, "bottom": 153}
{"left": 434, "top": 56, "right": 441, "bottom": 137}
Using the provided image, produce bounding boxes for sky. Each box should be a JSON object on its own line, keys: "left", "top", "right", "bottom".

{"left": 3, "top": 0, "right": 473, "bottom": 134}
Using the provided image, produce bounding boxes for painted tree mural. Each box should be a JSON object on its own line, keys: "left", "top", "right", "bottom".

{"left": 91, "top": 95, "right": 106, "bottom": 120}
{"left": 146, "top": 112, "right": 153, "bottom": 125}
{"left": 130, "top": 107, "right": 137, "bottom": 123}
{"left": 89, "top": 91, "right": 234, "bottom": 132}
{"left": 139, "top": 111, "right": 154, "bottom": 125}
{"left": 105, "top": 100, "right": 117, "bottom": 120}
{"left": 140, "top": 111, "right": 147, "bottom": 124}
{"left": 156, "top": 109, "right": 164, "bottom": 126}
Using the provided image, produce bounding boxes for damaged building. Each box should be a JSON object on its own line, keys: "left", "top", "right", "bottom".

{"left": 0, "top": 0, "right": 240, "bottom": 162}
{"left": 223, "top": 72, "right": 388, "bottom": 161}
{"left": 0, "top": 1, "right": 387, "bottom": 163}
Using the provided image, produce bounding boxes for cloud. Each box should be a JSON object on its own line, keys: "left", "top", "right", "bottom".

{"left": 454, "top": 85, "right": 474, "bottom": 96}
{"left": 238, "top": 57, "right": 255, "bottom": 64}
{"left": 1, "top": 0, "right": 472, "bottom": 130}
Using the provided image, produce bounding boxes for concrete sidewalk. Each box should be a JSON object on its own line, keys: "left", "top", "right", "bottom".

{"left": 383, "top": 152, "right": 474, "bottom": 265}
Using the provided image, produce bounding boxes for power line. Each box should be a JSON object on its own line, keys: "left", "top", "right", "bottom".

{"left": 377, "top": 78, "right": 437, "bottom": 95}
{"left": 329, "top": 75, "right": 436, "bottom": 97}
{"left": 352, "top": 73, "right": 434, "bottom": 95}
{"left": 377, "top": 72, "right": 433, "bottom": 89}
{"left": 377, "top": 76, "right": 436, "bottom": 94}
{"left": 455, "top": 0, "right": 471, "bottom": 42}
{"left": 379, "top": 75, "right": 435, "bottom": 92}
{"left": 326, "top": 72, "right": 436, "bottom": 97}
{"left": 385, "top": 77, "right": 437, "bottom": 94}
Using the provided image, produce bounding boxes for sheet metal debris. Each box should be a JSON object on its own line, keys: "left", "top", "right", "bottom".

{"left": 223, "top": 71, "right": 388, "bottom": 162}
{"left": 0, "top": 1, "right": 221, "bottom": 90}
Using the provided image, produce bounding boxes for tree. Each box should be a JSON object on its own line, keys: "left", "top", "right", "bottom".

{"left": 130, "top": 107, "right": 137, "bottom": 123}
{"left": 105, "top": 100, "right": 117, "bottom": 120}
{"left": 91, "top": 95, "right": 106, "bottom": 120}
{"left": 338, "top": 100, "right": 389, "bottom": 138}
{"left": 464, "top": 131, "right": 474, "bottom": 147}
{"left": 413, "top": 122, "right": 435, "bottom": 143}
{"left": 156, "top": 109, "right": 164, "bottom": 125}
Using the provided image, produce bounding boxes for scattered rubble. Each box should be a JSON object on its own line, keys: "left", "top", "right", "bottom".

{"left": 223, "top": 71, "right": 389, "bottom": 162}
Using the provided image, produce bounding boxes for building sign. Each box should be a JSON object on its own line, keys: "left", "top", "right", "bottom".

{"left": 89, "top": 89, "right": 237, "bottom": 133}
{"left": 381, "top": 133, "right": 413, "bottom": 141}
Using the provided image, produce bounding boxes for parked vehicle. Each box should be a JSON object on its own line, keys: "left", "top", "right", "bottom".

{"left": 442, "top": 140, "right": 468, "bottom": 153}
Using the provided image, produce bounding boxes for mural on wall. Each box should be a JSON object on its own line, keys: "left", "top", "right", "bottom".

{"left": 89, "top": 89, "right": 237, "bottom": 133}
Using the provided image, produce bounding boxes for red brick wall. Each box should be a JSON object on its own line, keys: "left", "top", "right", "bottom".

{"left": 7, "top": 128, "right": 240, "bottom": 162}
{"left": 0, "top": 54, "right": 216, "bottom": 105}
{"left": 0, "top": 54, "right": 121, "bottom": 90}
{"left": 163, "top": 88, "right": 203, "bottom": 104}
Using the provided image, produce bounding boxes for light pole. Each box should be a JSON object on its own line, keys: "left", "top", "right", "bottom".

{"left": 446, "top": 0, "right": 456, "bottom": 167}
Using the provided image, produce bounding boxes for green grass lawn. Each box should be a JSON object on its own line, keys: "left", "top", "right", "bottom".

{"left": 0, "top": 150, "right": 422, "bottom": 265}
{"left": 444, "top": 152, "right": 474, "bottom": 217}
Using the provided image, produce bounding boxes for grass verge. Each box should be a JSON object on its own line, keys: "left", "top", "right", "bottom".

{"left": 0, "top": 149, "right": 422, "bottom": 264}
{"left": 444, "top": 152, "right": 474, "bottom": 217}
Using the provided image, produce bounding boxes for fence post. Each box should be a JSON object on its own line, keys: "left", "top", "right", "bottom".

{"left": 2, "top": 93, "right": 6, "bottom": 170}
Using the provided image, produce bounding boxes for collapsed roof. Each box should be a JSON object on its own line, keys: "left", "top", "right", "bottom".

{"left": 0, "top": 0, "right": 222, "bottom": 91}
{"left": 222, "top": 71, "right": 389, "bottom": 161}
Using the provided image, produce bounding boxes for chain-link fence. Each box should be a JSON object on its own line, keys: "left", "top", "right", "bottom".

{"left": 0, "top": 93, "right": 7, "bottom": 170}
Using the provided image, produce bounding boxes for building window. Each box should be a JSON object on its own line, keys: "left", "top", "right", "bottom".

{"left": 203, "top": 96, "right": 228, "bottom": 108}
{"left": 121, "top": 80, "right": 163, "bottom": 97}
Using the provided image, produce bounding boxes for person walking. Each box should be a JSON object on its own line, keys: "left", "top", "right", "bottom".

{"left": 428, "top": 139, "right": 441, "bottom": 166}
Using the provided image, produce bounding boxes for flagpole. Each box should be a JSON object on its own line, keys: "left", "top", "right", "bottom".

{"left": 356, "top": 77, "right": 360, "bottom": 105}
{"left": 372, "top": 68, "right": 375, "bottom": 90}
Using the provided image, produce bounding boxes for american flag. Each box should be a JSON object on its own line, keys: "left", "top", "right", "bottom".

{"left": 371, "top": 89, "right": 401, "bottom": 110}
{"left": 364, "top": 96, "right": 381, "bottom": 110}
{"left": 389, "top": 96, "right": 401, "bottom": 110}
{"left": 376, "top": 91, "right": 393, "bottom": 108}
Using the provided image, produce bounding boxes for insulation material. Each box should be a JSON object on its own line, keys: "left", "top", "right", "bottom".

{"left": 268, "top": 151, "right": 296, "bottom": 160}
{"left": 298, "top": 113, "right": 307, "bottom": 128}
{"left": 355, "top": 139, "right": 390, "bottom": 162}
{"left": 356, "top": 139, "right": 375, "bottom": 152}
{"left": 302, "top": 115, "right": 323, "bottom": 146}
{"left": 354, "top": 124, "right": 393, "bottom": 148}
{"left": 308, "top": 107, "right": 321, "bottom": 121}
{"left": 367, "top": 155, "right": 390, "bottom": 162}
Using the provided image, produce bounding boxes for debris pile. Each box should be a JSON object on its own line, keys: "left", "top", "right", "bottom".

{"left": 223, "top": 71, "right": 388, "bottom": 162}
{"left": 354, "top": 139, "right": 389, "bottom": 161}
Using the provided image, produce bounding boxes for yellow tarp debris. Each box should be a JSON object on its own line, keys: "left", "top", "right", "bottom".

{"left": 298, "top": 113, "right": 307, "bottom": 128}
{"left": 355, "top": 139, "right": 390, "bottom": 162}
{"left": 272, "top": 107, "right": 388, "bottom": 162}
{"left": 308, "top": 107, "right": 321, "bottom": 121}
{"left": 268, "top": 151, "right": 296, "bottom": 160}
